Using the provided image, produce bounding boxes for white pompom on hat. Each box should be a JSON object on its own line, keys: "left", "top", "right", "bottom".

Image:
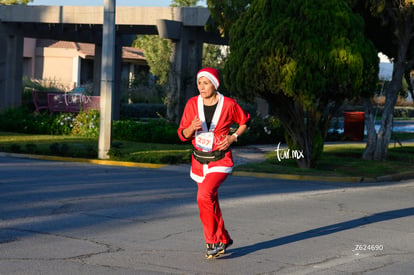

{"left": 197, "top": 67, "right": 220, "bottom": 90}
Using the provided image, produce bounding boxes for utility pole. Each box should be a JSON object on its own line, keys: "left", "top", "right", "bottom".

{"left": 98, "top": 0, "right": 116, "bottom": 159}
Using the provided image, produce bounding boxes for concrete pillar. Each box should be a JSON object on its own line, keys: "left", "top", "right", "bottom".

{"left": 165, "top": 26, "right": 203, "bottom": 122}
{"left": 166, "top": 36, "right": 186, "bottom": 123}
{"left": 93, "top": 44, "right": 102, "bottom": 96}
{"left": 183, "top": 38, "right": 203, "bottom": 104}
{"left": 93, "top": 40, "right": 120, "bottom": 120}
{"left": 98, "top": 0, "right": 116, "bottom": 160}
{"left": 9, "top": 35, "right": 24, "bottom": 108}
{"left": 0, "top": 33, "right": 23, "bottom": 112}
{"left": 112, "top": 35, "right": 122, "bottom": 121}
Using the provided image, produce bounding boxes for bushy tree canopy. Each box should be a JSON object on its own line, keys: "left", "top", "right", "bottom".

{"left": 170, "top": 0, "right": 199, "bottom": 7}
{"left": 227, "top": 0, "right": 378, "bottom": 104}
{"left": 207, "top": 0, "right": 250, "bottom": 37}
{"left": 225, "top": 0, "right": 378, "bottom": 167}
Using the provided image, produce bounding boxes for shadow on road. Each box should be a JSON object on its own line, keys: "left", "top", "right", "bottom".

{"left": 1, "top": 156, "right": 413, "bottom": 246}
{"left": 225, "top": 207, "right": 414, "bottom": 258}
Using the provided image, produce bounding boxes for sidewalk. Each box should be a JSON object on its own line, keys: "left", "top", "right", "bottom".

{"left": 232, "top": 144, "right": 272, "bottom": 165}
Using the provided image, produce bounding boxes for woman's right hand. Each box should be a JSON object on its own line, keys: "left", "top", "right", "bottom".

{"left": 190, "top": 116, "right": 202, "bottom": 132}
{"left": 182, "top": 116, "right": 201, "bottom": 139}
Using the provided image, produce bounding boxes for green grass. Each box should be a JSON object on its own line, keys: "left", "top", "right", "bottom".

{"left": 392, "top": 132, "right": 414, "bottom": 142}
{"left": 108, "top": 141, "right": 192, "bottom": 164}
{"left": 0, "top": 132, "right": 192, "bottom": 164}
{"left": 1, "top": 131, "right": 414, "bottom": 178}
{"left": 235, "top": 142, "right": 414, "bottom": 178}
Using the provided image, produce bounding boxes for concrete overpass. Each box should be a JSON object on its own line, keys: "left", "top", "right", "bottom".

{"left": 0, "top": 5, "right": 226, "bottom": 118}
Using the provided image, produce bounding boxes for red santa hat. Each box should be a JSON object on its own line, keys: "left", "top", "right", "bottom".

{"left": 197, "top": 67, "right": 220, "bottom": 90}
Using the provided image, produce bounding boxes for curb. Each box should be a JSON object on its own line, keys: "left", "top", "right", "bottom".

{"left": 0, "top": 152, "right": 166, "bottom": 169}
{"left": 374, "top": 171, "right": 414, "bottom": 182}
{"left": 232, "top": 171, "right": 363, "bottom": 183}
{"left": 232, "top": 170, "right": 414, "bottom": 183}
{"left": 2, "top": 152, "right": 414, "bottom": 183}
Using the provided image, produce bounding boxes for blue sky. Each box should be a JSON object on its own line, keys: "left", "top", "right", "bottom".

{"left": 29, "top": 0, "right": 207, "bottom": 6}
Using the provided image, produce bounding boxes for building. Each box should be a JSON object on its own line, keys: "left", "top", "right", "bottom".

{"left": 0, "top": 5, "right": 225, "bottom": 117}
{"left": 23, "top": 38, "right": 148, "bottom": 91}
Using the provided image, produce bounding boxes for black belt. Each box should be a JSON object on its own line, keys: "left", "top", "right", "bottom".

{"left": 192, "top": 148, "right": 229, "bottom": 164}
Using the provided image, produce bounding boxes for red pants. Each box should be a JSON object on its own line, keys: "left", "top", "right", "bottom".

{"left": 197, "top": 172, "right": 231, "bottom": 244}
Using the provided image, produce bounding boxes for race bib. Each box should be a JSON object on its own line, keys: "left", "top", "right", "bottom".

{"left": 195, "top": 131, "right": 214, "bottom": 152}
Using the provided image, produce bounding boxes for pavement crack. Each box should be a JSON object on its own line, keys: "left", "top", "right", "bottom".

{"left": 149, "top": 229, "right": 194, "bottom": 242}
{"left": 69, "top": 245, "right": 124, "bottom": 261}
{"left": 2, "top": 227, "right": 124, "bottom": 261}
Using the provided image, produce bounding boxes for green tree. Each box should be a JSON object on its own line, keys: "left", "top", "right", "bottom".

{"left": 170, "top": 0, "right": 199, "bottom": 7}
{"left": 202, "top": 44, "right": 228, "bottom": 69}
{"left": 207, "top": 0, "right": 250, "bottom": 37}
{"left": 131, "top": 1, "right": 200, "bottom": 85}
{"left": 132, "top": 35, "right": 172, "bottom": 85}
{"left": 132, "top": 0, "right": 202, "bottom": 122}
{"left": 0, "top": 0, "right": 32, "bottom": 4}
{"left": 224, "top": 0, "right": 378, "bottom": 168}
{"left": 351, "top": 0, "right": 414, "bottom": 161}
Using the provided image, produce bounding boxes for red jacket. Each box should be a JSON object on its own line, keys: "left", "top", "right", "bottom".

{"left": 178, "top": 93, "right": 250, "bottom": 182}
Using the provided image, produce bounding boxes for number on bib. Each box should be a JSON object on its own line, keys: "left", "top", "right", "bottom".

{"left": 195, "top": 131, "right": 214, "bottom": 152}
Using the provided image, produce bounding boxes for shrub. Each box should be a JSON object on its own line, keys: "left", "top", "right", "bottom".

{"left": 23, "top": 77, "right": 67, "bottom": 93}
{"left": 108, "top": 147, "right": 123, "bottom": 158}
{"left": 113, "top": 119, "right": 150, "bottom": 142}
{"left": 10, "top": 144, "right": 21, "bottom": 153}
{"left": 240, "top": 115, "right": 285, "bottom": 145}
{"left": 49, "top": 143, "right": 61, "bottom": 155}
{"left": 0, "top": 108, "right": 102, "bottom": 137}
{"left": 32, "top": 114, "right": 55, "bottom": 134}
{"left": 50, "top": 113, "right": 76, "bottom": 135}
{"left": 2, "top": 104, "right": 288, "bottom": 146}
{"left": 112, "top": 119, "right": 179, "bottom": 144}
{"left": 120, "top": 103, "right": 166, "bottom": 119}
{"left": 147, "top": 119, "right": 180, "bottom": 144}
{"left": 119, "top": 72, "right": 166, "bottom": 104}
{"left": 49, "top": 142, "right": 70, "bottom": 156}
{"left": 25, "top": 143, "right": 38, "bottom": 154}
{"left": 0, "top": 107, "right": 33, "bottom": 133}
{"left": 72, "top": 110, "right": 100, "bottom": 137}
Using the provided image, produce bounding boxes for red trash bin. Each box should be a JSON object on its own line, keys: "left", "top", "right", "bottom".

{"left": 344, "top": 111, "right": 365, "bottom": 141}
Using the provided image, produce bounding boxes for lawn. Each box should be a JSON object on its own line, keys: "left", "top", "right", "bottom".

{"left": 0, "top": 132, "right": 192, "bottom": 164}
{"left": 234, "top": 142, "right": 414, "bottom": 178}
{"left": 1, "top": 131, "right": 414, "bottom": 179}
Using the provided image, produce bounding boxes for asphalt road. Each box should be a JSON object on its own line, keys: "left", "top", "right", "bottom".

{"left": 1, "top": 155, "right": 413, "bottom": 274}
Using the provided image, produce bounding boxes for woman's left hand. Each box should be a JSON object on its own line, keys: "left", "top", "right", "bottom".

{"left": 217, "top": 135, "right": 236, "bottom": 151}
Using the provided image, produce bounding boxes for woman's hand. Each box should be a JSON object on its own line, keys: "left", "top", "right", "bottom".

{"left": 190, "top": 116, "right": 202, "bottom": 132}
{"left": 217, "top": 134, "right": 237, "bottom": 151}
{"left": 182, "top": 116, "right": 202, "bottom": 139}
{"left": 217, "top": 125, "right": 247, "bottom": 151}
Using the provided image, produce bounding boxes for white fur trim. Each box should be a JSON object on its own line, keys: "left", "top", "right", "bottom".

{"left": 190, "top": 164, "right": 233, "bottom": 183}
{"left": 197, "top": 71, "right": 219, "bottom": 90}
{"left": 191, "top": 171, "right": 204, "bottom": 183}
{"left": 197, "top": 92, "right": 224, "bottom": 133}
{"left": 207, "top": 166, "right": 233, "bottom": 174}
